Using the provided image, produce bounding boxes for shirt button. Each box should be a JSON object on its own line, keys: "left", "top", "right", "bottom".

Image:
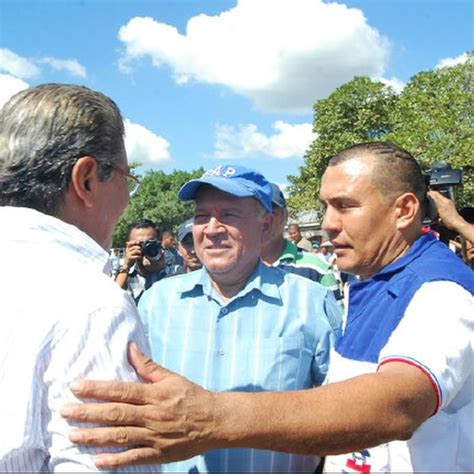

{"left": 221, "top": 307, "right": 228, "bottom": 315}
{"left": 218, "top": 348, "right": 225, "bottom": 356}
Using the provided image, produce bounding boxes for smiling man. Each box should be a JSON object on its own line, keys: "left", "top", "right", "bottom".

{"left": 62, "top": 145, "right": 472, "bottom": 473}
{"left": 132, "top": 164, "right": 341, "bottom": 473}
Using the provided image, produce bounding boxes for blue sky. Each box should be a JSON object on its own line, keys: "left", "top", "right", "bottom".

{"left": 1, "top": 0, "right": 472, "bottom": 188}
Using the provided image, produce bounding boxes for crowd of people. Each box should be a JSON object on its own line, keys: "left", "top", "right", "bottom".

{"left": 1, "top": 83, "right": 472, "bottom": 473}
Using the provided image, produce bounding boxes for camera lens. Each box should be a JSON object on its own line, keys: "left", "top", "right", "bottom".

{"left": 142, "top": 239, "right": 163, "bottom": 260}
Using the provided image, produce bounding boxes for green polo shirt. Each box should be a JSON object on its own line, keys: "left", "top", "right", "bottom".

{"left": 275, "top": 239, "right": 343, "bottom": 306}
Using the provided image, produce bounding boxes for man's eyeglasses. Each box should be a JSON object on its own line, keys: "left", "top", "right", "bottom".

{"left": 106, "top": 163, "right": 141, "bottom": 197}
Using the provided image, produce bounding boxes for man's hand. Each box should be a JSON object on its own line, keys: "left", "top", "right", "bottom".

{"left": 429, "top": 191, "right": 474, "bottom": 244}
{"left": 60, "top": 343, "right": 218, "bottom": 468}
{"left": 123, "top": 240, "right": 144, "bottom": 269}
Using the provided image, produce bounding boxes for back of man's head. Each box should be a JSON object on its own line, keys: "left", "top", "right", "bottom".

{"left": 0, "top": 83, "right": 125, "bottom": 216}
{"left": 329, "top": 141, "right": 426, "bottom": 209}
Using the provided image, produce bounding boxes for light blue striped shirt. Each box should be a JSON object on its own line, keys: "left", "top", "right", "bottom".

{"left": 139, "top": 261, "right": 341, "bottom": 473}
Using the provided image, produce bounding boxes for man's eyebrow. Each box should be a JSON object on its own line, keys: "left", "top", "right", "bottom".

{"left": 321, "top": 193, "right": 355, "bottom": 202}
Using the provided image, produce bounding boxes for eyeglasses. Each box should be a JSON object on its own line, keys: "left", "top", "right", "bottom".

{"left": 106, "top": 163, "right": 141, "bottom": 197}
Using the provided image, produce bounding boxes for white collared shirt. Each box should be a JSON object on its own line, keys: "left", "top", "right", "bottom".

{"left": 0, "top": 207, "right": 161, "bottom": 472}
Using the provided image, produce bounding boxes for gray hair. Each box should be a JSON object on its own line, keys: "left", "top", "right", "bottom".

{"left": 0, "top": 83, "right": 125, "bottom": 215}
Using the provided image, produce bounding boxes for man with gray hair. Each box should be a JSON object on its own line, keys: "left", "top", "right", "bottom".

{"left": 124, "top": 164, "right": 340, "bottom": 472}
{"left": 0, "top": 84, "right": 159, "bottom": 472}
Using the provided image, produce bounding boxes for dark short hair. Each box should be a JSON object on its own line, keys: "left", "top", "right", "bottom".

{"left": 0, "top": 84, "right": 126, "bottom": 216}
{"left": 129, "top": 219, "right": 161, "bottom": 239}
{"left": 329, "top": 141, "right": 426, "bottom": 206}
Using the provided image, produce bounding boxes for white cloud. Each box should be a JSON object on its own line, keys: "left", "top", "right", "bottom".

{"left": 0, "top": 48, "right": 87, "bottom": 79}
{"left": 124, "top": 118, "right": 171, "bottom": 168}
{"left": 118, "top": 0, "right": 392, "bottom": 113}
{"left": 436, "top": 52, "right": 469, "bottom": 69}
{"left": 0, "top": 48, "right": 40, "bottom": 78}
{"left": 38, "top": 57, "right": 87, "bottom": 78}
{"left": 0, "top": 74, "right": 29, "bottom": 108}
{"left": 215, "top": 121, "right": 315, "bottom": 159}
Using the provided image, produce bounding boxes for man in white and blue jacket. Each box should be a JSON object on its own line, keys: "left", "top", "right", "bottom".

{"left": 63, "top": 142, "right": 473, "bottom": 473}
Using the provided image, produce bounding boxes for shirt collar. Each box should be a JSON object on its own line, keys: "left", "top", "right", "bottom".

{"left": 0, "top": 206, "right": 110, "bottom": 274}
{"left": 351, "top": 232, "right": 437, "bottom": 288}
{"left": 177, "top": 260, "right": 282, "bottom": 303}
{"left": 376, "top": 232, "right": 437, "bottom": 277}
{"left": 276, "top": 239, "right": 298, "bottom": 264}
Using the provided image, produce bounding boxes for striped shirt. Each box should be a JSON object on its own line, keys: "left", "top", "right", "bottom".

{"left": 0, "top": 207, "right": 161, "bottom": 473}
{"left": 139, "top": 261, "right": 342, "bottom": 473}
{"left": 275, "top": 239, "right": 343, "bottom": 311}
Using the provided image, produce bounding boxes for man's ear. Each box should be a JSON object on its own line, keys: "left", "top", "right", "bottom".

{"left": 261, "top": 212, "right": 274, "bottom": 241}
{"left": 70, "top": 156, "right": 99, "bottom": 209}
{"left": 394, "top": 192, "right": 420, "bottom": 230}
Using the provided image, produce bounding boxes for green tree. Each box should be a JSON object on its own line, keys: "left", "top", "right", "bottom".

{"left": 388, "top": 55, "right": 473, "bottom": 206}
{"left": 288, "top": 55, "right": 473, "bottom": 211}
{"left": 287, "top": 77, "right": 397, "bottom": 210}
{"left": 112, "top": 167, "right": 204, "bottom": 247}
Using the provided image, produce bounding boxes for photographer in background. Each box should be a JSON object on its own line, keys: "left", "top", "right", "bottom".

{"left": 115, "top": 219, "right": 166, "bottom": 303}
{"left": 429, "top": 190, "right": 474, "bottom": 267}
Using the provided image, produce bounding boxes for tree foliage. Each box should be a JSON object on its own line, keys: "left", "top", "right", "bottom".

{"left": 387, "top": 58, "right": 473, "bottom": 205}
{"left": 288, "top": 55, "right": 473, "bottom": 210}
{"left": 112, "top": 167, "right": 204, "bottom": 247}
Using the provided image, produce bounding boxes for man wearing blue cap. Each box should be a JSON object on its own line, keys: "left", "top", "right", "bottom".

{"left": 262, "top": 183, "right": 342, "bottom": 311}
{"left": 129, "top": 164, "right": 340, "bottom": 472}
{"left": 170, "top": 217, "right": 202, "bottom": 275}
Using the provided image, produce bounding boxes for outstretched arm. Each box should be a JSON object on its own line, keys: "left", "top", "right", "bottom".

{"left": 61, "top": 343, "right": 436, "bottom": 469}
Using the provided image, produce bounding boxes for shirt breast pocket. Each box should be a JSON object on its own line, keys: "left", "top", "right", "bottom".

{"left": 244, "top": 334, "right": 314, "bottom": 391}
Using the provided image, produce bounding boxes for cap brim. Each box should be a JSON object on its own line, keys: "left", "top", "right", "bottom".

{"left": 178, "top": 176, "right": 256, "bottom": 201}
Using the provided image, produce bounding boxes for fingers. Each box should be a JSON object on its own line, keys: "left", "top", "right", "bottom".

{"left": 94, "top": 447, "right": 162, "bottom": 469}
{"left": 68, "top": 379, "right": 151, "bottom": 404}
{"left": 128, "top": 342, "right": 170, "bottom": 383}
{"left": 428, "top": 190, "right": 455, "bottom": 209}
{"left": 69, "top": 425, "right": 151, "bottom": 446}
{"left": 61, "top": 401, "right": 146, "bottom": 426}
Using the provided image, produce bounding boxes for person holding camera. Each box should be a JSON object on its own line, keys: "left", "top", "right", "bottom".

{"left": 115, "top": 219, "right": 167, "bottom": 303}
{"left": 428, "top": 190, "right": 474, "bottom": 244}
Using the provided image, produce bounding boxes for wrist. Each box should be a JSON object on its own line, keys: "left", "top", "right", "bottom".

{"left": 211, "top": 391, "right": 256, "bottom": 449}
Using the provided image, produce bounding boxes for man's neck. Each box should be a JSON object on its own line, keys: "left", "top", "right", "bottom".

{"left": 261, "top": 237, "right": 286, "bottom": 265}
{"left": 360, "top": 230, "right": 422, "bottom": 280}
{"left": 209, "top": 261, "right": 260, "bottom": 301}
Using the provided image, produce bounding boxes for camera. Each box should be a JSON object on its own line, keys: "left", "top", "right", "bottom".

{"left": 140, "top": 239, "right": 163, "bottom": 261}
{"left": 424, "top": 161, "right": 463, "bottom": 200}
{"left": 423, "top": 161, "right": 463, "bottom": 238}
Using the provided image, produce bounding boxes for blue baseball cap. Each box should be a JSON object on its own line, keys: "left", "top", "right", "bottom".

{"left": 178, "top": 164, "right": 273, "bottom": 212}
{"left": 270, "top": 183, "right": 287, "bottom": 209}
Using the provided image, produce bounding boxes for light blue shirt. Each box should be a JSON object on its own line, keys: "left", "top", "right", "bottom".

{"left": 139, "top": 261, "right": 341, "bottom": 473}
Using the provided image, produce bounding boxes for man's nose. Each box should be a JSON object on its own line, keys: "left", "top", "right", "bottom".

{"left": 321, "top": 207, "right": 341, "bottom": 234}
{"left": 205, "top": 216, "right": 224, "bottom": 235}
